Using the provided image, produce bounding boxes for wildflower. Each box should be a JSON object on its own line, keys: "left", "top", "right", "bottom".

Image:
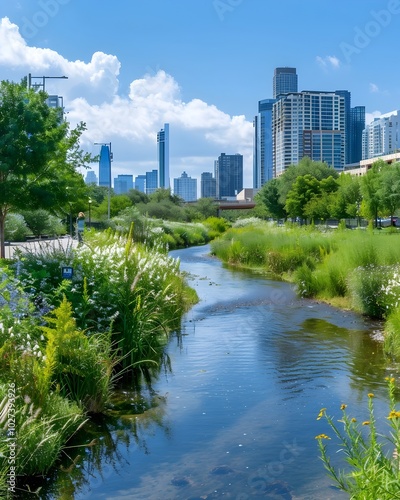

{"left": 340, "top": 404, "right": 347, "bottom": 410}
{"left": 317, "top": 408, "right": 326, "bottom": 420}
{"left": 362, "top": 421, "right": 370, "bottom": 426}
{"left": 351, "top": 418, "right": 357, "bottom": 423}
{"left": 387, "top": 410, "right": 400, "bottom": 420}
{"left": 315, "top": 434, "right": 331, "bottom": 440}
{"left": 368, "top": 393, "right": 374, "bottom": 398}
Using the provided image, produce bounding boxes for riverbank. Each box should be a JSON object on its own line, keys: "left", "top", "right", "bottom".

{"left": 0, "top": 229, "right": 197, "bottom": 496}
{"left": 210, "top": 219, "right": 400, "bottom": 359}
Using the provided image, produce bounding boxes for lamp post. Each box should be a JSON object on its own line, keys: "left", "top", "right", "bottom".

{"left": 94, "top": 142, "right": 113, "bottom": 220}
{"left": 88, "top": 198, "right": 92, "bottom": 227}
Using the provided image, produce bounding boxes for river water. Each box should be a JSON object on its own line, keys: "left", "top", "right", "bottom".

{"left": 46, "top": 244, "right": 398, "bottom": 500}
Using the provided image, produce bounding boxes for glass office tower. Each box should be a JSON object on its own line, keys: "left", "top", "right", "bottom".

{"left": 99, "top": 145, "right": 111, "bottom": 188}
{"left": 273, "top": 67, "right": 298, "bottom": 98}
{"left": 157, "top": 123, "right": 170, "bottom": 189}
{"left": 215, "top": 153, "right": 243, "bottom": 199}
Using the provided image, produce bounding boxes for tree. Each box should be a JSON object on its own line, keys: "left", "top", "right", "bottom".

{"left": 378, "top": 162, "right": 400, "bottom": 219}
{"left": 285, "top": 174, "right": 321, "bottom": 220}
{"left": 0, "top": 80, "right": 91, "bottom": 257}
{"left": 360, "top": 160, "right": 385, "bottom": 225}
{"left": 256, "top": 178, "right": 286, "bottom": 220}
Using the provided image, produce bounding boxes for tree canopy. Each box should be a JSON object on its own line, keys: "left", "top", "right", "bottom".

{"left": 0, "top": 80, "right": 90, "bottom": 257}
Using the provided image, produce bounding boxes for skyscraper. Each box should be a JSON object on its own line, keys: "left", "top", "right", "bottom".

{"left": 273, "top": 91, "right": 346, "bottom": 176}
{"left": 215, "top": 153, "right": 243, "bottom": 199}
{"left": 99, "top": 144, "right": 112, "bottom": 188}
{"left": 174, "top": 171, "right": 197, "bottom": 201}
{"left": 85, "top": 170, "right": 98, "bottom": 185}
{"left": 157, "top": 123, "right": 170, "bottom": 189}
{"left": 253, "top": 99, "right": 275, "bottom": 188}
{"left": 273, "top": 67, "right": 298, "bottom": 98}
{"left": 201, "top": 172, "right": 217, "bottom": 198}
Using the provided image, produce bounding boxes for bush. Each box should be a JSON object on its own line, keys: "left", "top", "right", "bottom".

{"left": 5, "top": 213, "right": 29, "bottom": 242}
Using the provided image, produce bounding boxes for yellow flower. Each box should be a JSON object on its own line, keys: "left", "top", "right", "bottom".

{"left": 387, "top": 410, "right": 400, "bottom": 420}
{"left": 362, "top": 421, "right": 370, "bottom": 426}
{"left": 351, "top": 418, "right": 357, "bottom": 423}
{"left": 368, "top": 393, "right": 374, "bottom": 398}
{"left": 340, "top": 404, "right": 347, "bottom": 410}
{"left": 315, "top": 434, "right": 331, "bottom": 440}
{"left": 317, "top": 408, "right": 326, "bottom": 420}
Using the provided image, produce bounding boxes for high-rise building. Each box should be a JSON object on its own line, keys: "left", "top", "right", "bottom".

{"left": 349, "top": 106, "right": 366, "bottom": 164}
{"left": 215, "top": 153, "right": 243, "bottom": 199}
{"left": 273, "top": 67, "right": 298, "bottom": 98}
{"left": 273, "top": 91, "right": 346, "bottom": 176}
{"left": 253, "top": 99, "right": 275, "bottom": 188}
{"left": 201, "top": 172, "right": 217, "bottom": 198}
{"left": 135, "top": 174, "right": 146, "bottom": 193}
{"left": 362, "top": 110, "right": 400, "bottom": 160}
{"left": 146, "top": 169, "right": 158, "bottom": 195}
{"left": 174, "top": 171, "right": 197, "bottom": 202}
{"left": 114, "top": 174, "right": 134, "bottom": 195}
{"left": 85, "top": 170, "right": 98, "bottom": 185}
{"left": 99, "top": 144, "right": 112, "bottom": 188}
{"left": 157, "top": 123, "right": 170, "bottom": 189}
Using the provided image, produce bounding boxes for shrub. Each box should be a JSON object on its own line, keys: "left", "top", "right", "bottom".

{"left": 5, "top": 213, "right": 29, "bottom": 242}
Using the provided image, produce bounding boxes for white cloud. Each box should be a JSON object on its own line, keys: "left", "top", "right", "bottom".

{"left": 369, "top": 83, "right": 379, "bottom": 93}
{"left": 316, "top": 55, "right": 341, "bottom": 70}
{"left": 0, "top": 17, "right": 254, "bottom": 189}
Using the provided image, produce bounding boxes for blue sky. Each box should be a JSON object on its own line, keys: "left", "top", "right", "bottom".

{"left": 0, "top": 0, "right": 399, "bottom": 190}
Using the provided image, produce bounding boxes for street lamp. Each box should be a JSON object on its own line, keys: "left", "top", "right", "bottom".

{"left": 88, "top": 198, "right": 92, "bottom": 227}
{"left": 94, "top": 142, "right": 113, "bottom": 219}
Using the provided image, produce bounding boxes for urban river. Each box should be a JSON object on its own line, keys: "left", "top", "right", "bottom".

{"left": 43, "top": 244, "right": 397, "bottom": 500}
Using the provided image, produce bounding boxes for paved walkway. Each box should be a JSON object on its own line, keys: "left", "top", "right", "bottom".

{"left": 5, "top": 236, "right": 77, "bottom": 259}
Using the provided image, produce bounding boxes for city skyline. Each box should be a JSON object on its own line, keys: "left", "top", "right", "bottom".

{"left": 0, "top": 1, "right": 399, "bottom": 189}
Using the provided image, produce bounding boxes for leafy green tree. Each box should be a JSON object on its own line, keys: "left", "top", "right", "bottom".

{"left": 330, "top": 173, "right": 361, "bottom": 219}
{"left": 0, "top": 80, "right": 90, "bottom": 257}
{"left": 126, "top": 189, "right": 149, "bottom": 205}
{"left": 278, "top": 157, "right": 339, "bottom": 205}
{"left": 256, "top": 178, "right": 286, "bottom": 219}
{"left": 360, "top": 161, "right": 385, "bottom": 225}
{"left": 285, "top": 174, "right": 321, "bottom": 220}
{"left": 378, "top": 162, "right": 400, "bottom": 219}
{"left": 97, "top": 195, "right": 132, "bottom": 219}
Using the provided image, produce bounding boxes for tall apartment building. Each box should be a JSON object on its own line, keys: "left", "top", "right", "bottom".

{"left": 114, "top": 175, "right": 134, "bottom": 195}
{"left": 157, "top": 123, "right": 170, "bottom": 189}
{"left": 273, "top": 91, "right": 347, "bottom": 176}
{"left": 273, "top": 67, "right": 298, "bottom": 98}
{"left": 201, "top": 172, "right": 217, "bottom": 198}
{"left": 362, "top": 110, "right": 400, "bottom": 159}
{"left": 215, "top": 153, "right": 243, "bottom": 199}
{"left": 174, "top": 171, "right": 197, "bottom": 202}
